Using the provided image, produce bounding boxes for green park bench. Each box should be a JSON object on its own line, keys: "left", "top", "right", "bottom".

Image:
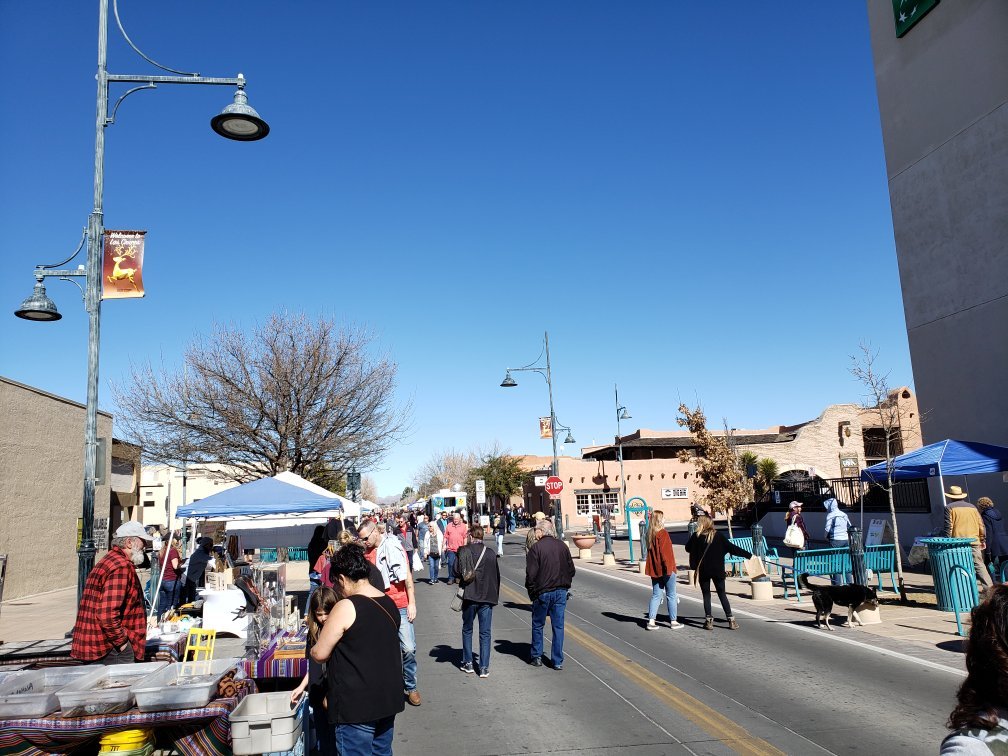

{"left": 779, "top": 547, "right": 851, "bottom": 602}
{"left": 727, "top": 535, "right": 782, "bottom": 576}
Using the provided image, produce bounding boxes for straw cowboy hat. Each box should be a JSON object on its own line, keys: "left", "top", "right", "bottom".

{"left": 945, "top": 485, "right": 968, "bottom": 500}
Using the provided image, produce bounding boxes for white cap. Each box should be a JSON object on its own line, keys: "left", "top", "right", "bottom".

{"left": 115, "top": 521, "right": 153, "bottom": 541}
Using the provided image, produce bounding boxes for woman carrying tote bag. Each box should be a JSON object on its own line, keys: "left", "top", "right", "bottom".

{"left": 644, "top": 510, "right": 682, "bottom": 631}
{"left": 783, "top": 501, "right": 810, "bottom": 557}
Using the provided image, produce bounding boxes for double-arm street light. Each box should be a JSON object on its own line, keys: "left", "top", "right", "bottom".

{"left": 13, "top": 0, "right": 269, "bottom": 602}
{"left": 615, "top": 385, "right": 634, "bottom": 561}
{"left": 500, "top": 331, "right": 571, "bottom": 540}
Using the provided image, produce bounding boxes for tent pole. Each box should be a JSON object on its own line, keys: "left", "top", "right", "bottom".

{"left": 148, "top": 528, "right": 178, "bottom": 625}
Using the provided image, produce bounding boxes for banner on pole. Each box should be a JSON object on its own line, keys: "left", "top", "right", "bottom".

{"left": 102, "top": 230, "right": 146, "bottom": 299}
{"left": 539, "top": 417, "right": 553, "bottom": 439}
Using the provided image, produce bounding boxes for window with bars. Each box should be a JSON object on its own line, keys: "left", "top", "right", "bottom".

{"left": 575, "top": 491, "right": 620, "bottom": 515}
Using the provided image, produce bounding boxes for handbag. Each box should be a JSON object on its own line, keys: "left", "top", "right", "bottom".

{"left": 411, "top": 550, "right": 422, "bottom": 572}
{"left": 743, "top": 556, "right": 767, "bottom": 579}
{"left": 450, "top": 586, "right": 465, "bottom": 612}
{"left": 461, "top": 546, "right": 487, "bottom": 585}
{"left": 783, "top": 523, "right": 805, "bottom": 549}
{"left": 690, "top": 537, "right": 713, "bottom": 587}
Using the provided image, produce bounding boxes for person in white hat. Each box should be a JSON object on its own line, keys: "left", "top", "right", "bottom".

{"left": 944, "top": 485, "right": 993, "bottom": 592}
{"left": 70, "top": 521, "right": 153, "bottom": 665}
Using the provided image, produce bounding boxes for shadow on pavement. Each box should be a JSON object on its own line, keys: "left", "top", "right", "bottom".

{"left": 493, "top": 638, "right": 532, "bottom": 662}
{"left": 501, "top": 601, "right": 531, "bottom": 613}
{"left": 428, "top": 643, "right": 461, "bottom": 665}
{"left": 936, "top": 639, "right": 966, "bottom": 653}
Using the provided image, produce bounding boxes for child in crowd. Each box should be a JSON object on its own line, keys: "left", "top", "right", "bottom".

{"left": 292, "top": 586, "right": 338, "bottom": 756}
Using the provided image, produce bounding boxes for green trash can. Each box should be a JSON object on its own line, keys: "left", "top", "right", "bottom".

{"left": 921, "top": 537, "right": 978, "bottom": 613}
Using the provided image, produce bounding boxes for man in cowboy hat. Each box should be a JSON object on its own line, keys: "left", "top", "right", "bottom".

{"left": 944, "top": 485, "right": 994, "bottom": 592}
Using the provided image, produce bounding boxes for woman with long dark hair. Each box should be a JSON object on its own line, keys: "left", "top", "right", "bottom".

{"left": 942, "top": 586, "right": 1008, "bottom": 753}
{"left": 685, "top": 514, "right": 751, "bottom": 631}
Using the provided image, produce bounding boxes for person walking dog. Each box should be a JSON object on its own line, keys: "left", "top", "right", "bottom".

{"left": 685, "top": 513, "right": 751, "bottom": 631}
{"left": 644, "top": 510, "right": 682, "bottom": 630}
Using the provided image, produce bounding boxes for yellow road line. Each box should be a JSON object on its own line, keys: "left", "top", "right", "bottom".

{"left": 501, "top": 584, "right": 785, "bottom": 756}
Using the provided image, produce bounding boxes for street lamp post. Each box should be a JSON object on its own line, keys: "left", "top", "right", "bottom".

{"left": 615, "top": 385, "right": 633, "bottom": 561}
{"left": 500, "top": 331, "right": 571, "bottom": 540}
{"left": 13, "top": 0, "right": 268, "bottom": 602}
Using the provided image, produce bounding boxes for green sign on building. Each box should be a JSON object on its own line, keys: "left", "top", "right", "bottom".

{"left": 894, "top": 0, "right": 939, "bottom": 38}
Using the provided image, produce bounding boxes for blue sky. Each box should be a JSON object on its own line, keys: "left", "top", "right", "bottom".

{"left": 0, "top": 2, "right": 911, "bottom": 497}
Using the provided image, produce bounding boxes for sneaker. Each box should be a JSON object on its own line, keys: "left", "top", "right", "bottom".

{"left": 530, "top": 657, "right": 543, "bottom": 667}
{"left": 645, "top": 620, "right": 658, "bottom": 631}
{"left": 703, "top": 617, "right": 714, "bottom": 631}
{"left": 460, "top": 662, "right": 474, "bottom": 674}
{"left": 669, "top": 621, "right": 684, "bottom": 630}
{"left": 554, "top": 665, "right": 563, "bottom": 671}
{"left": 728, "top": 617, "right": 740, "bottom": 631}
{"left": 406, "top": 690, "right": 422, "bottom": 706}
{"left": 478, "top": 668, "right": 489, "bottom": 678}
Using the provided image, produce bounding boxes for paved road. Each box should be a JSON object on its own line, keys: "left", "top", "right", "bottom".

{"left": 393, "top": 535, "right": 960, "bottom": 755}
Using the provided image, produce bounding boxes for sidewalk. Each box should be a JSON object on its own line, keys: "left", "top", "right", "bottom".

{"left": 563, "top": 529, "right": 969, "bottom": 667}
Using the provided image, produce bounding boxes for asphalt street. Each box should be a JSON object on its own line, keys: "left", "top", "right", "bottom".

{"left": 392, "top": 533, "right": 961, "bottom": 755}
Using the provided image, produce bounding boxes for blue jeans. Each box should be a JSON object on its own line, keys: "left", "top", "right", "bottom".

{"left": 157, "top": 579, "right": 178, "bottom": 618}
{"left": 647, "top": 575, "right": 677, "bottom": 622}
{"left": 531, "top": 588, "right": 567, "bottom": 667}
{"left": 427, "top": 555, "right": 441, "bottom": 583}
{"left": 829, "top": 539, "right": 852, "bottom": 585}
{"left": 445, "top": 550, "right": 458, "bottom": 583}
{"left": 334, "top": 715, "right": 395, "bottom": 756}
{"left": 461, "top": 601, "right": 493, "bottom": 670}
{"left": 398, "top": 608, "right": 417, "bottom": 693}
{"left": 307, "top": 571, "right": 322, "bottom": 609}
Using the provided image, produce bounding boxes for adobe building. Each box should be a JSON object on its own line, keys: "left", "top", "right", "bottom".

{"left": 139, "top": 463, "right": 242, "bottom": 530}
{"left": 0, "top": 377, "right": 140, "bottom": 600}
{"left": 866, "top": 1, "right": 1008, "bottom": 507}
{"left": 516, "top": 391, "right": 927, "bottom": 548}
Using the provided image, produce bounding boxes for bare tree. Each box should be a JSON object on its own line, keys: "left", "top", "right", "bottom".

{"left": 412, "top": 447, "right": 480, "bottom": 497}
{"left": 114, "top": 312, "right": 411, "bottom": 485}
{"left": 360, "top": 474, "right": 379, "bottom": 504}
{"left": 677, "top": 404, "right": 753, "bottom": 538}
{"left": 850, "top": 342, "right": 918, "bottom": 603}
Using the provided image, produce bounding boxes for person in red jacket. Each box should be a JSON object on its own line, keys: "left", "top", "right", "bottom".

{"left": 644, "top": 510, "right": 682, "bottom": 630}
{"left": 71, "top": 521, "right": 152, "bottom": 664}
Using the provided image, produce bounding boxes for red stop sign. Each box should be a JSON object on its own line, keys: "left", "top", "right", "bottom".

{"left": 545, "top": 476, "right": 563, "bottom": 497}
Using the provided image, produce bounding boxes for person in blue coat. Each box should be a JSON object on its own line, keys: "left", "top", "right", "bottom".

{"left": 978, "top": 497, "right": 1008, "bottom": 583}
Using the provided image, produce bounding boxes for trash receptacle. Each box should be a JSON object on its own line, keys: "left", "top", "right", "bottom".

{"left": 921, "top": 537, "right": 978, "bottom": 613}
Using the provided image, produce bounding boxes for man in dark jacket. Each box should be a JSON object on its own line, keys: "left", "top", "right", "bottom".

{"left": 525, "top": 518, "right": 575, "bottom": 670}
{"left": 453, "top": 525, "right": 500, "bottom": 677}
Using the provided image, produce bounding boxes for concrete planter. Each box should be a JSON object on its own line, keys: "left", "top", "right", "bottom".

{"left": 571, "top": 534, "right": 595, "bottom": 560}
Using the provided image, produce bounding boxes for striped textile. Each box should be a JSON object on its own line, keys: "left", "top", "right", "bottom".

{"left": 240, "top": 628, "right": 308, "bottom": 679}
{"left": 0, "top": 679, "right": 255, "bottom": 756}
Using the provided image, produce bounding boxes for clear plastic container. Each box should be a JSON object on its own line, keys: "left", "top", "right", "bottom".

{"left": 0, "top": 666, "right": 95, "bottom": 718}
{"left": 131, "top": 658, "right": 237, "bottom": 713}
{"left": 55, "top": 661, "right": 166, "bottom": 717}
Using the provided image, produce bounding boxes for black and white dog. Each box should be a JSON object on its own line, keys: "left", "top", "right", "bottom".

{"left": 798, "top": 573, "right": 878, "bottom": 630}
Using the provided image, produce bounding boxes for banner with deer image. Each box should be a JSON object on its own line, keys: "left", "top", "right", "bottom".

{"left": 102, "top": 229, "right": 146, "bottom": 299}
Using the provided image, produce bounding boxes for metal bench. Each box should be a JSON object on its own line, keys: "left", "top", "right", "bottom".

{"left": 259, "top": 547, "right": 278, "bottom": 563}
{"left": 727, "top": 535, "right": 782, "bottom": 576}
{"left": 864, "top": 543, "right": 897, "bottom": 592}
{"left": 779, "top": 547, "right": 851, "bottom": 601}
{"left": 286, "top": 547, "right": 309, "bottom": 562}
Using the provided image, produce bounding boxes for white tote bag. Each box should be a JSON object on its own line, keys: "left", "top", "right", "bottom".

{"left": 783, "top": 523, "right": 805, "bottom": 549}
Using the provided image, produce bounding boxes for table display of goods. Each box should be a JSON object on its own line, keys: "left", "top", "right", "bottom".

{"left": 55, "top": 662, "right": 167, "bottom": 717}
{"left": 0, "top": 666, "right": 95, "bottom": 718}
{"left": 130, "top": 658, "right": 238, "bottom": 713}
{"left": 230, "top": 691, "right": 305, "bottom": 755}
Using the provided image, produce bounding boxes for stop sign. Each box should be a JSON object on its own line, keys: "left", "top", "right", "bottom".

{"left": 544, "top": 476, "right": 563, "bottom": 497}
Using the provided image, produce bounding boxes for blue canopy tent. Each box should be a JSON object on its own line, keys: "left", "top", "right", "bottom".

{"left": 176, "top": 476, "right": 343, "bottom": 518}
{"left": 860, "top": 439, "right": 1008, "bottom": 485}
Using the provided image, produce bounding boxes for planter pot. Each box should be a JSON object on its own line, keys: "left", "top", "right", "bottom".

{"left": 749, "top": 579, "right": 774, "bottom": 601}
{"left": 571, "top": 535, "right": 596, "bottom": 550}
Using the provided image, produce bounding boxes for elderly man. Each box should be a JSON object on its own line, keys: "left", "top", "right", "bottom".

{"left": 945, "top": 485, "right": 994, "bottom": 592}
{"left": 358, "top": 517, "right": 422, "bottom": 706}
{"left": 443, "top": 511, "right": 468, "bottom": 586}
{"left": 525, "top": 518, "right": 576, "bottom": 670}
{"left": 71, "top": 521, "right": 152, "bottom": 664}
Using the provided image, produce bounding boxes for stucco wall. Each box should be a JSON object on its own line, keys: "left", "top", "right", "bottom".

{"left": 867, "top": 0, "right": 1008, "bottom": 455}
{"left": 0, "top": 378, "right": 112, "bottom": 600}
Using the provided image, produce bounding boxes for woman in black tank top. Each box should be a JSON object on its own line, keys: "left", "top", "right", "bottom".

{"left": 311, "top": 543, "right": 404, "bottom": 756}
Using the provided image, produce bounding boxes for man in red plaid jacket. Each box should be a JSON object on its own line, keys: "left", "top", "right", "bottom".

{"left": 71, "top": 521, "right": 153, "bottom": 664}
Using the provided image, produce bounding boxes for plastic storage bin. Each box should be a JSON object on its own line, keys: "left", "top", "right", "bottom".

{"left": 0, "top": 666, "right": 95, "bottom": 718}
{"left": 55, "top": 661, "right": 166, "bottom": 717}
{"left": 230, "top": 692, "right": 304, "bottom": 755}
{"left": 131, "top": 658, "right": 237, "bottom": 713}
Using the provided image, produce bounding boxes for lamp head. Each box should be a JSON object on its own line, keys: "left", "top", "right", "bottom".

{"left": 500, "top": 371, "right": 517, "bottom": 388}
{"left": 211, "top": 75, "right": 270, "bottom": 141}
{"left": 564, "top": 431, "right": 575, "bottom": 445}
{"left": 15, "top": 277, "right": 61, "bottom": 321}
{"left": 618, "top": 407, "right": 631, "bottom": 421}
